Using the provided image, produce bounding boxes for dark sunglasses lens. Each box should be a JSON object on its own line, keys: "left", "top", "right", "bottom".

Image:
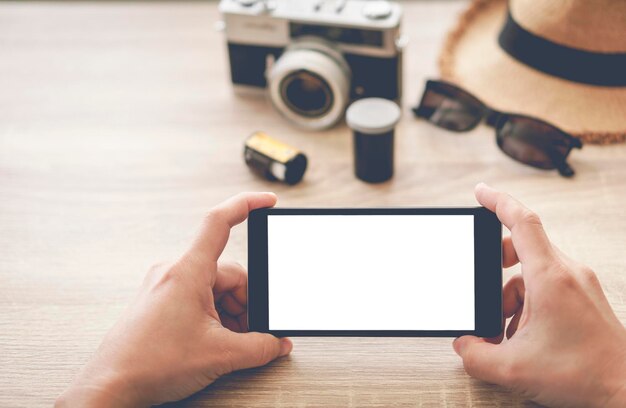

{"left": 497, "top": 116, "right": 572, "bottom": 170}
{"left": 418, "top": 83, "right": 484, "bottom": 131}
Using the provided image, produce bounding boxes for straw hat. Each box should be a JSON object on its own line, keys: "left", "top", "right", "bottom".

{"left": 439, "top": 0, "right": 626, "bottom": 145}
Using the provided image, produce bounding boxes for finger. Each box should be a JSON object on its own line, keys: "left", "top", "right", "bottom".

{"left": 221, "top": 314, "right": 244, "bottom": 333}
{"left": 225, "top": 332, "right": 292, "bottom": 372}
{"left": 452, "top": 336, "right": 510, "bottom": 386}
{"left": 502, "top": 274, "right": 525, "bottom": 318}
{"left": 214, "top": 262, "right": 247, "bottom": 303}
{"left": 502, "top": 236, "right": 519, "bottom": 268}
{"left": 506, "top": 307, "right": 523, "bottom": 339}
{"left": 219, "top": 292, "right": 246, "bottom": 316}
{"left": 485, "top": 330, "right": 504, "bottom": 345}
{"left": 185, "top": 192, "right": 277, "bottom": 268}
{"left": 237, "top": 313, "right": 248, "bottom": 332}
{"left": 475, "top": 183, "right": 554, "bottom": 270}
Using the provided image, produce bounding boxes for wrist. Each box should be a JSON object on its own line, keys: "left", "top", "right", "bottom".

{"left": 55, "top": 368, "right": 145, "bottom": 408}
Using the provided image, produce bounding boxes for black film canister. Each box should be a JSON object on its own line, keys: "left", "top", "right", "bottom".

{"left": 346, "top": 98, "right": 401, "bottom": 183}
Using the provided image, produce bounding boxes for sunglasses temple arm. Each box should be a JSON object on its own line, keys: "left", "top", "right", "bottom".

{"left": 413, "top": 106, "right": 478, "bottom": 120}
{"left": 549, "top": 151, "right": 576, "bottom": 177}
{"left": 412, "top": 105, "right": 428, "bottom": 118}
{"left": 557, "top": 163, "right": 575, "bottom": 177}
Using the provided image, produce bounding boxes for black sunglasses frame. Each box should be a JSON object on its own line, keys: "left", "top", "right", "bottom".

{"left": 412, "top": 79, "right": 583, "bottom": 177}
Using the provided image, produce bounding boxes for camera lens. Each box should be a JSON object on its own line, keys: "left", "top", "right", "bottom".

{"left": 268, "top": 39, "right": 350, "bottom": 130}
{"left": 280, "top": 70, "right": 334, "bottom": 118}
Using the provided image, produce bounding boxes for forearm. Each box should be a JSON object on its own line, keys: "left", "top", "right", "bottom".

{"left": 55, "top": 369, "right": 144, "bottom": 408}
{"left": 56, "top": 388, "right": 134, "bottom": 408}
{"left": 56, "top": 387, "right": 131, "bottom": 408}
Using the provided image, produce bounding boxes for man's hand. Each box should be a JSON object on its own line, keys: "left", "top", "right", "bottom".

{"left": 56, "top": 192, "right": 292, "bottom": 407}
{"left": 453, "top": 183, "right": 626, "bottom": 407}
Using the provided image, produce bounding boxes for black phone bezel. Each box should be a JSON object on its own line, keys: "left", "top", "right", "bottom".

{"left": 248, "top": 207, "right": 502, "bottom": 337}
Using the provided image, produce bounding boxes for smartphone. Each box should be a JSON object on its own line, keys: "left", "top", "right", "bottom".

{"left": 247, "top": 207, "right": 502, "bottom": 337}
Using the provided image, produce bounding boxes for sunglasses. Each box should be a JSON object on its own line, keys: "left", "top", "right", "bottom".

{"left": 412, "top": 80, "right": 583, "bottom": 177}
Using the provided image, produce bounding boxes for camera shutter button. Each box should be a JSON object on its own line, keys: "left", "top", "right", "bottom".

{"left": 363, "top": 1, "right": 392, "bottom": 20}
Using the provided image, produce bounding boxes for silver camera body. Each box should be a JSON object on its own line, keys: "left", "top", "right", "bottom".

{"left": 219, "top": 0, "right": 403, "bottom": 130}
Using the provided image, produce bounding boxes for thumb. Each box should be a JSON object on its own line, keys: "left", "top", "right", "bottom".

{"left": 225, "top": 332, "right": 293, "bottom": 372}
{"left": 453, "top": 336, "right": 511, "bottom": 386}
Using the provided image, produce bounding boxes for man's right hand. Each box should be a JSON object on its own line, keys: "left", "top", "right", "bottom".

{"left": 453, "top": 183, "right": 626, "bottom": 407}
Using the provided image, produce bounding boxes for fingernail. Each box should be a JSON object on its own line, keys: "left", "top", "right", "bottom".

{"left": 279, "top": 338, "right": 293, "bottom": 356}
{"left": 263, "top": 192, "right": 278, "bottom": 203}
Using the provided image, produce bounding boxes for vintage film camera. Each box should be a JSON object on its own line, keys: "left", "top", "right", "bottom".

{"left": 219, "top": 0, "right": 404, "bottom": 130}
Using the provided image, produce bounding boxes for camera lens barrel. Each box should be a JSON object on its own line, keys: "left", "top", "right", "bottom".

{"left": 268, "top": 40, "right": 351, "bottom": 130}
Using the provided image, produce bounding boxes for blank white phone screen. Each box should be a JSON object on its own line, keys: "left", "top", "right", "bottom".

{"left": 267, "top": 215, "right": 475, "bottom": 330}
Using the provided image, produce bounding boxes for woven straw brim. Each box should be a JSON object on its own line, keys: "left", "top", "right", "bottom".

{"left": 439, "top": 0, "right": 626, "bottom": 145}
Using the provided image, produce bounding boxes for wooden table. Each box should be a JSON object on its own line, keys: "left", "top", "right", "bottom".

{"left": 1, "top": 1, "right": 625, "bottom": 407}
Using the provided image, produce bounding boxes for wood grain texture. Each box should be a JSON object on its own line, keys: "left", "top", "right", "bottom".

{"left": 0, "top": 1, "right": 625, "bottom": 407}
